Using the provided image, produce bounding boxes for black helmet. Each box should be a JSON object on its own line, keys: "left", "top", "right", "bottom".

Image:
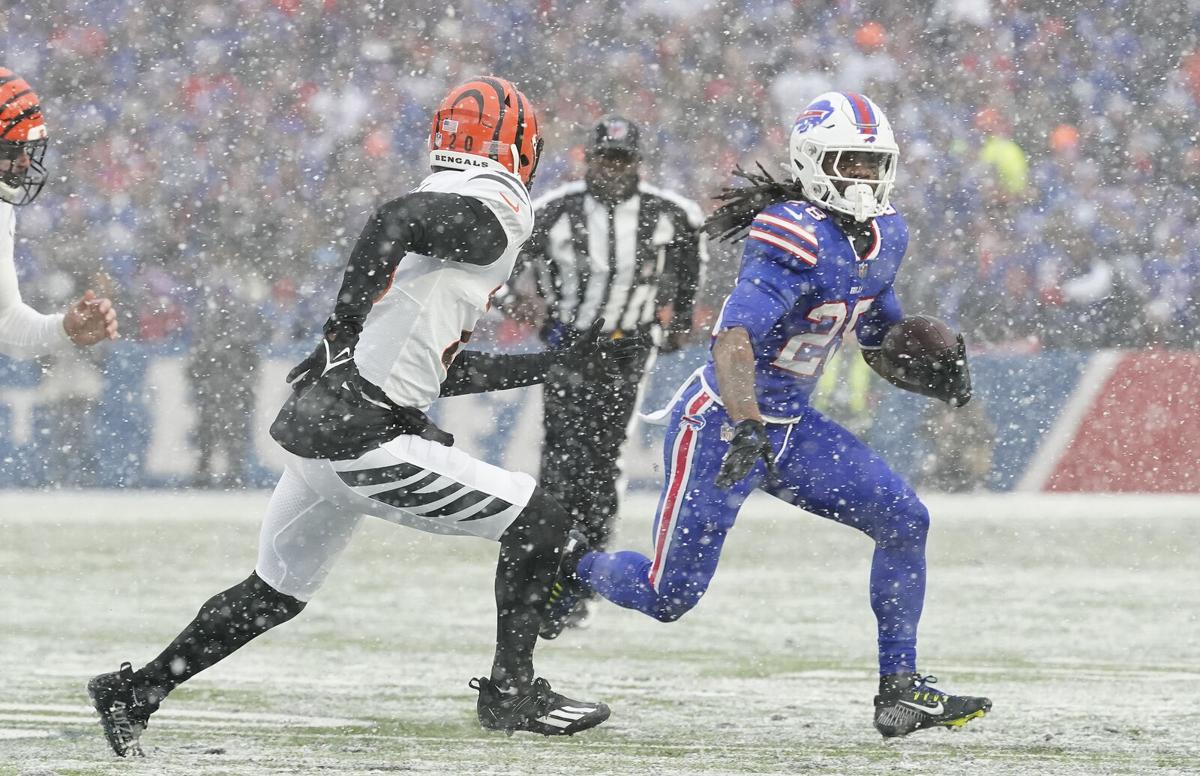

{"left": 589, "top": 115, "right": 640, "bottom": 159}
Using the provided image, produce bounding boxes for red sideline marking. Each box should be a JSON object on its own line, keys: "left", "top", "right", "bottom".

{"left": 649, "top": 390, "right": 712, "bottom": 587}
{"left": 1047, "top": 351, "right": 1200, "bottom": 492}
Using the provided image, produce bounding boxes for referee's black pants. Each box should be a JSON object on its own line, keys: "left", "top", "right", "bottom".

{"left": 539, "top": 346, "right": 652, "bottom": 552}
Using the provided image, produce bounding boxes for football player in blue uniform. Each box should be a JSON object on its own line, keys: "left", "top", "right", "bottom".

{"left": 541, "top": 92, "right": 989, "bottom": 737}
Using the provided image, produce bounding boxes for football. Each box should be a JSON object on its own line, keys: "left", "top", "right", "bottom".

{"left": 881, "top": 315, "right": 959, "bottom": 362}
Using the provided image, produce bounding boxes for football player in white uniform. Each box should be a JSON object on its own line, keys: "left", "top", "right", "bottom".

{"left": 0, "top": 67, "right": 118, "bottom": 357}
{"left": 89, "top": 78, "right": 634, "bottom": 756}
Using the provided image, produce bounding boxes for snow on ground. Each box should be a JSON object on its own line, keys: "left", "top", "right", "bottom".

{"left": 1, "top": 490, "right": 1198, "bottom": 776}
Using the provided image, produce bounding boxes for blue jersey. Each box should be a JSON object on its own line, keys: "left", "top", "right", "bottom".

{"left": 702, "top": 199, "right": 908, "bottom": 419}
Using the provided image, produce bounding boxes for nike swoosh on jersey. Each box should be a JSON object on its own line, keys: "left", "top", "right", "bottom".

{"left": 498, "top": 192, "right": 521, "bottom": 213}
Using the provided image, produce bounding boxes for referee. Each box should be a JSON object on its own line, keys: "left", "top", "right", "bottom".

{"left": 514, "top": 116, "right": 707, "bottom": 625}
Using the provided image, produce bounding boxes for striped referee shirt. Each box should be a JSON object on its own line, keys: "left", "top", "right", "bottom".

{"left": 516, "top": 180, "right": 707, "bottom": 340}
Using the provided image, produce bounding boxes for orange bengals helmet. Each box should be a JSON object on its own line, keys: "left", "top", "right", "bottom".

{"left": 430, "top": 77, "right": 542, "bottom": 187}
{"left": 0, "top": 67, "right": 49, "bottom": 206}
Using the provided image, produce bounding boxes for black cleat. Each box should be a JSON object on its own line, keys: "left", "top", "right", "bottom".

{"left": 87, "top": 662, "right": 159, "bottom": 757}
{"left": 540, "top": 529, "right": 592, "bottom": 640}
{"left": 470, "top": 676, "right": 610, "bottom": 736}
{"left": 873, "top": 672, "right": 991, "bottom": 738}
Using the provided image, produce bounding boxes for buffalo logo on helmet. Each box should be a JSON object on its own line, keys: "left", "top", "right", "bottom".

{"left": 793, "top": 100, "right": 834, "bottom": 134}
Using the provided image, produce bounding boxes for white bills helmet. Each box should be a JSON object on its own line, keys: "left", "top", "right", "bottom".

{"left": 789, "top": 92, "right": 899, "bottom": 221}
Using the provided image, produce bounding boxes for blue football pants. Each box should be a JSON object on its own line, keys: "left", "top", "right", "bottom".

{"left": 577, "top": 376, "right": 929, "bottom": 676}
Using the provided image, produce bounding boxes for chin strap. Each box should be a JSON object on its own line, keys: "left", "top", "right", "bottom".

{"left": 508, "top": 143, "right": 520, "bottom": 177}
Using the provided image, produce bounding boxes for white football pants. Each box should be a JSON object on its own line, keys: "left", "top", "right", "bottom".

{"left": 254, "top": 435, "right": 536, "bottom": 601}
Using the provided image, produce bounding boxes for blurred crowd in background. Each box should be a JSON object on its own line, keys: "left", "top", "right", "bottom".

{"left": 5, "top": 0, "right": 1200, "bottom": 351}
{"left": 2, "top": 0, "right": 1198, "bottom": 489}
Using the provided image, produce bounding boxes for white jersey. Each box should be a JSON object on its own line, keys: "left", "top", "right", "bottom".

{"left": 0, "top": 201, "right": 69, "bottom": 359}
{"left": 355, "top": 167, "right": 534, "bottom": 411}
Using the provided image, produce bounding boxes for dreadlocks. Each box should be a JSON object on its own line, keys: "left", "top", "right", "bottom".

{"left": 703, "top": 163, "right": 807, "bottom": 244}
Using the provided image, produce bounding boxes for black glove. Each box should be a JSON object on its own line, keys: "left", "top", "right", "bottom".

{"left": 890, "top": 334, "right": 972, "bottom": 407}
{"left": 286, "top": 320, "right": 362, "bottom": 394}
{"left": 715, "top": 419, "right": 777, "bottom": 489}
{"left": 274, "top": 319, "right": 454, "bottom": 456}
{"left": 554, "top": 317, "right": 647, "bottom": 376}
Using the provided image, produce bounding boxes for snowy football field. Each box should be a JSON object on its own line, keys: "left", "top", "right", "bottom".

{"left": 1, "top": 490, "right": 1197, "bottom": 776}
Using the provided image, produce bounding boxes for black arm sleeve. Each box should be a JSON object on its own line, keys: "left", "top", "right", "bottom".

{"left": 327, "top": 192, "right": 509, "bottom": 332}
{"left": 439, "top": 349, "right": 555, "bottom": 397}
{"left": 663, "top": 212, "right": 703, "bottom": 335}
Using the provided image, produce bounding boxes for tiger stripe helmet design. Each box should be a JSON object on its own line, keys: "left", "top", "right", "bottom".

{"left": 0, "top": 67, "right": 49, "bottom": 206}
{"left": 430, "top": 77, "right": 542, "bottom": 187}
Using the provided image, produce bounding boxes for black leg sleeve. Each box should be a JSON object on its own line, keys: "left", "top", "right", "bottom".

{"left": 491, "top": 487, "right": 572, "bottom": 689}
{"left": 133, "top": 572, "right": 306, "bottom": 701}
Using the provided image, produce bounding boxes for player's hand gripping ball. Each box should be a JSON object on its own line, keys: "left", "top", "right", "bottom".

{"left": 880, "top": 316, "right": 972, "bottom": 407}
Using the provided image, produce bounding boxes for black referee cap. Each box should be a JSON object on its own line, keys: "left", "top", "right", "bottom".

{"left": 590, "top": 116, "right": 640, "bottom": 157}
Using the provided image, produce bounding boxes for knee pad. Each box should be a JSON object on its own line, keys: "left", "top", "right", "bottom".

{"left": 902, "top": 500, "right": 930, "bottom": 538}
{"left": 877, "top": 499, "right": 930, "bottom": 550}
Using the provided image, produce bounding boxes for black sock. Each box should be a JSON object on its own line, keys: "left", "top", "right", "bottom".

{"left": 879, "top": 672, "right": 918, "bottom": 697}
{"left": 491, "top": 488, "right": 571, "bottom": 690}
{"left": 134, "top": 571, "right": 306, "bottom": 701}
